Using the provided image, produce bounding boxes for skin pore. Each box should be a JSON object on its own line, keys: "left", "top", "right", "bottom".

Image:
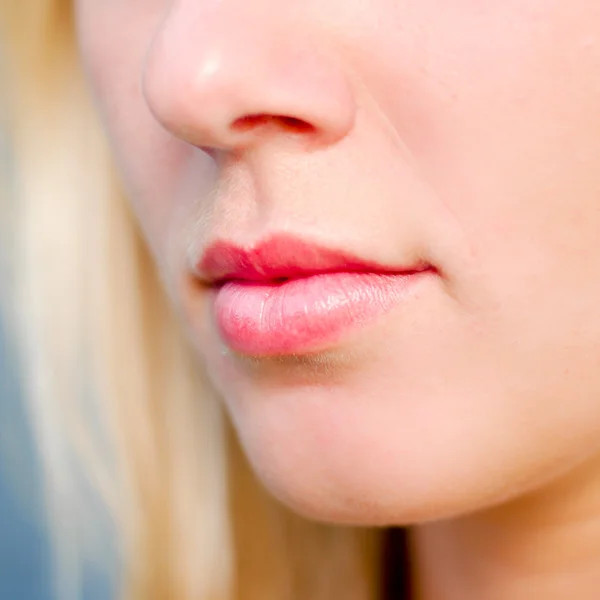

{"left": 74, "top": 0, "right": 600, "bottom": 598}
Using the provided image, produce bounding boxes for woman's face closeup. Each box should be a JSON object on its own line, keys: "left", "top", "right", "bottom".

{"left": 75, "top": 0, "right": 600, "bottom": 525}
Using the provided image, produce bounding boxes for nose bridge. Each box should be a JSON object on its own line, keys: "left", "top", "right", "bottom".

{"left": 142, "top": 0, "right": 356, "bottom": 151}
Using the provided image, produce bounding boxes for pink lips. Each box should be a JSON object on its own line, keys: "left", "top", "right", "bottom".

{"left": 198, "top": 235, "right": 432, "bottom": 356}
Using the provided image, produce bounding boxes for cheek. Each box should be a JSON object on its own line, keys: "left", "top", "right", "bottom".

{"left": 347, "top": 1, "right": 600, "bottom": 304}
{"left": 75, "top": 1, "right": 200, "bottom": 259}
{"left": 407, "top": 8, "right": 600, "bottom": 313}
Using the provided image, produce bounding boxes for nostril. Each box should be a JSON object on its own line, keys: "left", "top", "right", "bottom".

{"left": 232, "top": 114, "right": 271, "bottom": 131}
{"left": 278, "top": 116, "right": 315, "bottom": 134}
{"left": 232, "top": 113, "right": 316, "bottom": 135}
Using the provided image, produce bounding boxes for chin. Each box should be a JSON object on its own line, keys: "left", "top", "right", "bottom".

{"left": 221, "top": 373, "right": 594, "bottom": 529}
{"left": 238, "top": 438, "right": 552, "bottom": 528}
{"left": 225, "top": 397, "right": 500, "bottom": 527}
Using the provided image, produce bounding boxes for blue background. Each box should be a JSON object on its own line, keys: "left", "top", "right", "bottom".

{"left": 0, "top": 325, "right": 113, "bottom": 600}
{"left": 0, "top": 323, "right": 53, "bottom": 599}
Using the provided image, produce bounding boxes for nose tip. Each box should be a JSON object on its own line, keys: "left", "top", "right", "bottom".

{"left": 142, "top": 19, "right": 357, "bottom": 152}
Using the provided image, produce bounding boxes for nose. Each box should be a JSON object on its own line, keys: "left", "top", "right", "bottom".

{"left": 142, "top": 0, "right": 357, "bottom": 153}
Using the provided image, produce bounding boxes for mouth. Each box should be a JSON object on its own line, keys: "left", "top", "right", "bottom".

{"left": 196, "top": 234, "right": 434, "bottom": 356}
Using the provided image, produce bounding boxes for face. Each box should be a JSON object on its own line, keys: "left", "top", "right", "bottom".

{"left": 75, "top": 0, "right": 600, "bottom": 524}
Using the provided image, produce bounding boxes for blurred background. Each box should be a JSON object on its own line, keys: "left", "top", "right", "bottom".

{"left": 1, "top": 79, "right": 56, "bottom": 595}
{"left": 0, "top": 321, "right": 54, "bottom": 599}
{"left": 1, "top": 87, "right": 57, "bottom": 596}
{"left": 0, "top": 132, "right": 115, "bottom": 599}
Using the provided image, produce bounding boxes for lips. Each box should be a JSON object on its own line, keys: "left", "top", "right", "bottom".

{"left": 197, "top": 235, "right": 422, "bottom": 284}
{"left": 197, "top": 234, "right": 432, "bottom": 356}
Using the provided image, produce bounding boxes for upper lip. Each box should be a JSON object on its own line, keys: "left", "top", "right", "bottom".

{"left": 196, "top": 233, "right": 430, "bottom": 285}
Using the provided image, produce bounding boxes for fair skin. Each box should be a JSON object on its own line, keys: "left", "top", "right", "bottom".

{"left": 74, "top": 0, "right": 600, "bottom": 597}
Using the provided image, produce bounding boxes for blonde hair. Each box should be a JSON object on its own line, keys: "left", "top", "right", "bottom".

{"left": 0, "top": 2, "right": 382, "bottom": 599}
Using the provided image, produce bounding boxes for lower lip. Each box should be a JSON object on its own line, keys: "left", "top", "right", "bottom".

{"left": 211, "top": 270, "right": 430, "bottom": 356}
